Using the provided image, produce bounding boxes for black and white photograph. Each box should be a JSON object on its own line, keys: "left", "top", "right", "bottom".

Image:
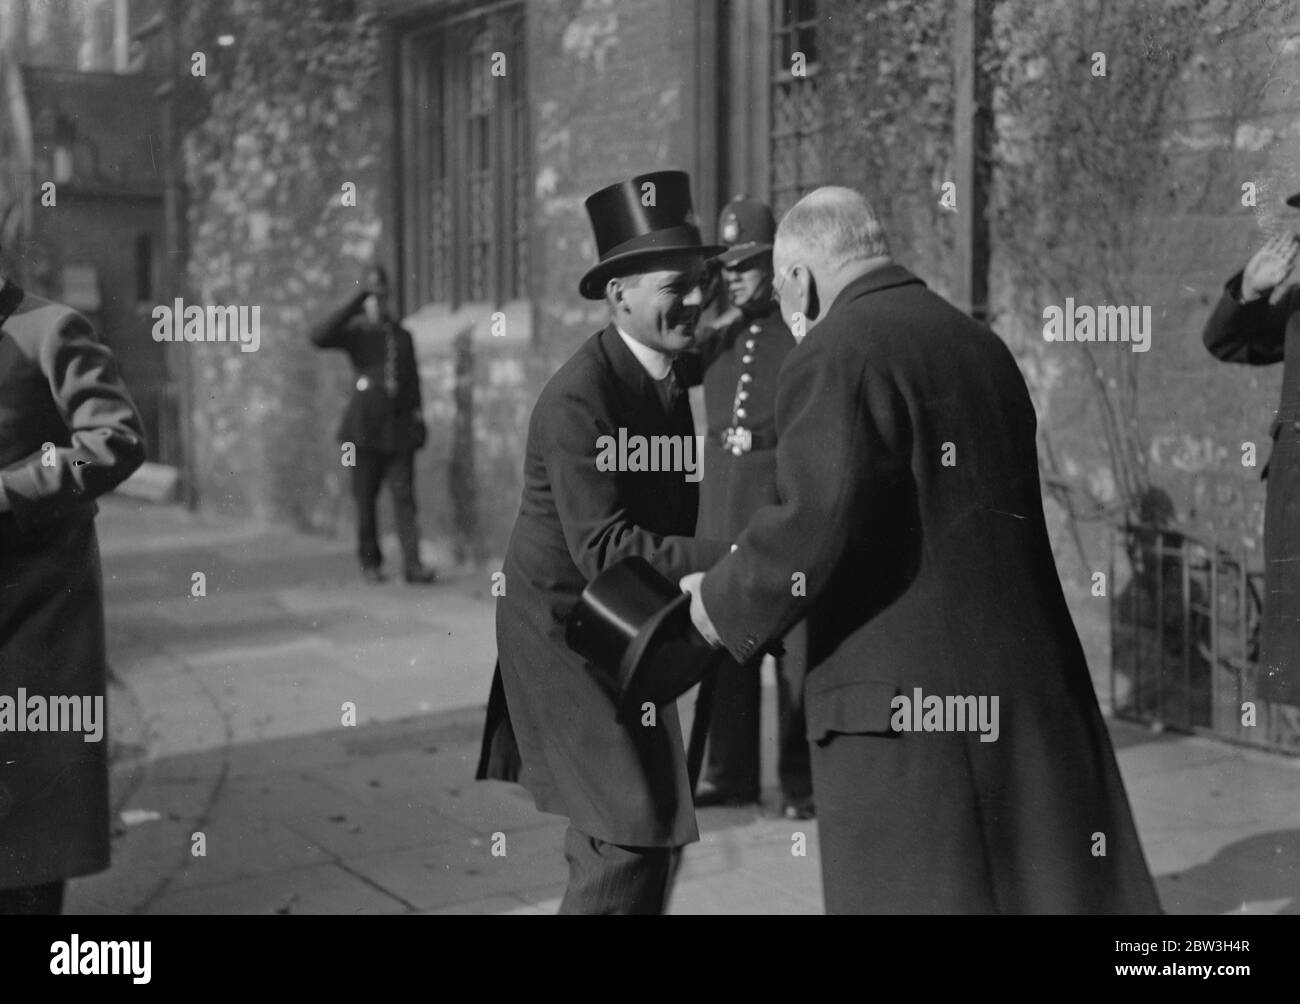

{"left": 1, "top": 0, "right": 1299, "bottom": 956}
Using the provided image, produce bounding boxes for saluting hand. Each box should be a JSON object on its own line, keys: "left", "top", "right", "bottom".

{"left": 1241, "top": 232, "right": 1300, "bottom": 302}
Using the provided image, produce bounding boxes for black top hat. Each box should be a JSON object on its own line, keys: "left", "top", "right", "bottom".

{"left": 565, "top": 556, "right": 725, "bottom": 721}
{"left": 578, "top": 170, "right": 727, "bottom": 300}
{"left": 714, "top": 195, "right": 776, "bottom": 268}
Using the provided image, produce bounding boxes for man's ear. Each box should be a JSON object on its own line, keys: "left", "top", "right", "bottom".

{"left": 605, "top": 276, "right": 627, "bottom": 315}
{"left": 797, "top": 266, "right": 820, "bottom": 322}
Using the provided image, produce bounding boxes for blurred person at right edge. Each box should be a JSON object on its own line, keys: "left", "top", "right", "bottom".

{"left": 687, "top": 197, "right": 813, "bottom": 819}
{"left": 1202, "top": 201, "right": 1300, "bottom": 745}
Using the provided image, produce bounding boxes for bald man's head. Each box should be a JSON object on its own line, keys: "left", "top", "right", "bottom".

{"left": 771, "top": 187, "right": 892, "bottom": 339}
{"left": 773, "top": 187, "right": 891, "bottom": 273}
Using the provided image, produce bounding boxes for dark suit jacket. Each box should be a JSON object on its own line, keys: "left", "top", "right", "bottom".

{"left": 483, "top": 324, "right": 729, "bottom": 847}
{"left": 0, "top": 279, "right": 145, "bottom": 888}
{"left": 309, "top": 291, "right": 425, "bottom": 454}
{"left": 700, "top": 265, "right": 1160, "bottom": 913}
{"left": 1203, "top": 272, "right": 1300, "bottom": 704}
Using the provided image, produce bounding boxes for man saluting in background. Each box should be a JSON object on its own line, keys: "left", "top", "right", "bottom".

{"left": 1202, "top": 211, "right": 1300, "bottom": 739}
{"left": 310, "top": 264, "right": 436, "bottom": 585}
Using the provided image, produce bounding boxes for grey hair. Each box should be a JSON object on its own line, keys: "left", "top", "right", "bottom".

{"left": 774, "top": 186, "right": 891, "bottom": 269}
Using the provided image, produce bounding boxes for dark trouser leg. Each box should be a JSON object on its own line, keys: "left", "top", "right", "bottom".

{"left": 776, "top": 620, "right": 813, "bottom": 803}
{"left": 386, "top": 450, "right": 423, "bottom": 572}
{"left": 557, "top": 826, "right": 679, "bottom": 915}
{"left": 352, "top": 449, "right": 388, "bottom": 570}
{"left": 701, "top": 654, "right": 761, "bottom": 800}
{"left": 0, "top": 880, "right": 65, "bottom": 915}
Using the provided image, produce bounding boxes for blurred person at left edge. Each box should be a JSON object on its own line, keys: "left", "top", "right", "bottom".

{"left": 0, "top": 264, "right": 146, "bottom": 914}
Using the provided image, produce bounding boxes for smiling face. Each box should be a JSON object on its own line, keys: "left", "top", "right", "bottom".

{"left": 607, "top": 253, "right": 712, "bottom": 354}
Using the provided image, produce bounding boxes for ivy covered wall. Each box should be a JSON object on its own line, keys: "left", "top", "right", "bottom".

{"left": 180, "top": 0, "right": 385, "bottom": 531}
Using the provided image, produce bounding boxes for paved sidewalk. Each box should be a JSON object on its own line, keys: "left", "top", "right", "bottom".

{"left": 69, "top": 496, "right": 1300, "bottom": 914}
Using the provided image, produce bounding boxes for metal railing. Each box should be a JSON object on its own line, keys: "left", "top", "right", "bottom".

{"left": 1109, "top": 521, "right": 1298, "bottom": 754}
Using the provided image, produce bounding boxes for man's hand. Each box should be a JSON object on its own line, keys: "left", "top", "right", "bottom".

{"left": 679, "top": 572, "right": 721, "bottom": 648}
{"left": 1241, "top": 232, "right": 1300, "bottom": 302}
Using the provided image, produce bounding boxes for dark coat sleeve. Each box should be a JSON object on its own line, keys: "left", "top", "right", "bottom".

{"left": 309, "top": 290, "right": 367, "bottom": 350}
{"left": 699, "top": 336, "right": 910, "bottom": 664}
{"left": 1, "top": 310, "right": 146, "bottom": 531}
{"left": 1202, "top": 270, "right": 1292, "bottom": 365}
{"left": 540, "top": 385, "right": 731, "bottom": 583}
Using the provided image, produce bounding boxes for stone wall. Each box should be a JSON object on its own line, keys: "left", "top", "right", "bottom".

{"left": 177, "top": 0, "right": 1300, "bottom": 583}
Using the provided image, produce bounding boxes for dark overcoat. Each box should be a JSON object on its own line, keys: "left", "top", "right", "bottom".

{"left": 483, "top": 325, "right": 728, "bottom": 847}
{"left": 1203, "top": 272, "right": 1300, "bottom": 705}
{"left": 0, "top": 280, "right": 146, "bottom": 889}
{"left": 699, "top": 265, "right": 1161, "bottom": 913}
{"left": 309, "top": 291, "right": 425, "bottom": 454}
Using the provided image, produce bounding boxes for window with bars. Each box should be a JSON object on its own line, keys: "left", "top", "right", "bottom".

{"left": 769, "top": 0, "right": 825, "bottom": 218}
{"left": 400, "top": 4, "right": 528, "bottom": 310}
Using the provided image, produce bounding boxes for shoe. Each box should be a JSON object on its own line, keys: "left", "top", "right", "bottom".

{"left": 782, "top": 798, "right": 815, "bottom": 820}
{"left": 694, "top": 783, "right": 759, "bottom": 808}
{"left": 362, "top": 567, "right": 387, "bottom": 584}
{"left": 404, "top": 565, "right": 437, "bottom": 585}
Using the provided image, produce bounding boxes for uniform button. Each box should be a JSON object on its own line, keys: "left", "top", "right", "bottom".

{"left": 745, "top": 339, "right": 756, "bottom": 349}
{"left": 742, "top": 354, "right": 754, "bottom": 364}
{"left": 738, "top": 391, "right": 749, "bottom": 401}
{"left": 740, "top": 373, "right": 752, "bottom": 383}
{"left": 749, "top": 325, "right": 760, "bottom": 335}
{"left": 732, "top": 445, "right": 743, "bottom": 456}
{"left": 356, "top": 376, "right": 370, "bottom": 391}
{"left": 736, "top": 407, "right": 747, "bottom": 419}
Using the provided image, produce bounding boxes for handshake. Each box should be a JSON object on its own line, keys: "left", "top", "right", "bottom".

{"left": 678, "top": 571, "right": 720, "bottom": 648}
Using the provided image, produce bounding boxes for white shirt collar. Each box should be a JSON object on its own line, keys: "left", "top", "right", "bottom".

{"left": 615, "top": 325, "right": 673, "bottom": 381}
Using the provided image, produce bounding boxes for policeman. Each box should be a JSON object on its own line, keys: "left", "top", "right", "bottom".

{"left": 692, "top": 197, "right": 813, "bottom": 819}
{"left": 310, "top": 265, "right": 436, "bottom": 585}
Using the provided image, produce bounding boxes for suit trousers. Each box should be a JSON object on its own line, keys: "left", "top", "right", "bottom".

{"left": 557, "top": 826, "right": 681, "bottom": 915}
{"left": 703, "top": 620, "right": 811, "bottom": 801}
{"left": 352, "top": 448, "right": 422, "bottom": 572}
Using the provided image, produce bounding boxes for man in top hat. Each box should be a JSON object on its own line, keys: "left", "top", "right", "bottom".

{"left": 0, "top": 263, "right": 146, "bottom": 913}
{"left": 309, "top": 264, "right": 437, "bottom": 585}
{"left": 688, "top": 196, "right": 813, "bottom": 818}
{"left": 680, "top": 187, "right": 1160, "bottom": 914}
{"left": 1201, "top": 201, "right": 1300, "bottom": 738}
{"left": 478, "top": 170, "right": 731, "bottom": 913}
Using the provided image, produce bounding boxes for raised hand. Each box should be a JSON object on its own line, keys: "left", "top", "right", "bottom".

{"left": 1241, "top": 232, "right": 1300, "bottom": 302}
